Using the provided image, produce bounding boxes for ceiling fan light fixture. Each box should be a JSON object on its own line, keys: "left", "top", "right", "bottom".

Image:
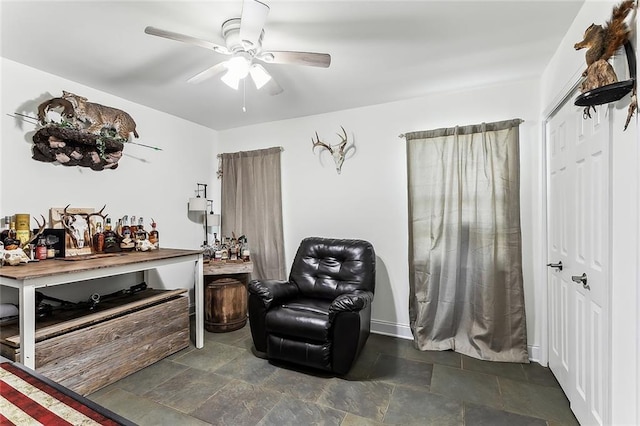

{"left": 221, "top": 71, "right": 241, "bottom": 90}
{"left": 249, "top": 64, "right": 272, "bottom": 89}
{"left": 227, "top": 56, "right": 251, "bottom": 78}
{"left": 221, "top": 55, "right": 251, "bottom": 90}
{"left": 227, "top": 55, "right": 251, "bottom": 79}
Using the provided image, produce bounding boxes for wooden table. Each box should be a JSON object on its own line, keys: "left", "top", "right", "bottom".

{"left": 0, "top": 248, "right": 204, "bottom": 369}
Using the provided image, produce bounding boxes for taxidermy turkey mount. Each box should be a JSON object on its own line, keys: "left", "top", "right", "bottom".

{"left": 144, "top": 0, "right": 331, "bottom": 95}
{"left": 574, "top": 0, "right": 637, "bottom": 130}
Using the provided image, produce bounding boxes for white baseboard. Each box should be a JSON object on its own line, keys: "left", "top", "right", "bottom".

{"left": 371, "top": 319, "right": 543, "bottom": 364}
{"left": 209, "top": 307, "right": 542, "bottom": 363}
{"left": 527, "top": 344, "right": 542, "bottom": 364}
{"left": 370, "top": 319, "right": 413, "bottom": 340}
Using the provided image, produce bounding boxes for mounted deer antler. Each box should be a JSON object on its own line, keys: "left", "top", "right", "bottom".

{"left": 62, "top": 205, "right": 80, "bottom": 248}
{"left": 61, "top": 205, "right": 109, "bottom": 250}
{"left": 62, "top": 204, "right": 97, "bottom": 249}
{"left": 20, "top": 215, "right": 47, "bottom": 250}
{"left": 86, "top": 205, "right": 108, "bottom": 242}
{"left": 312, "top": 126, "right": 351, "bottom": 174}
{"left": 86, "top": 205, "right": 108, "bottom": 228}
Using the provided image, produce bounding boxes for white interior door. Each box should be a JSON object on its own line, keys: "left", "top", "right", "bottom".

{"left": 546, "top": 95, "right": 610, "bottom": 426}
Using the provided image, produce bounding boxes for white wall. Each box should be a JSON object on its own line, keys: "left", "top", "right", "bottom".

{"left": 0, "top": 59, "right": 545, "bottom": 360}
{"left": 218, "top": 78, "right": 544, "bottom": 358}
{"left": 540, "top": 1, "right": 639, "bottom": 424}
{"left": 0, "top": 58, "right": 218, "bottom": 304}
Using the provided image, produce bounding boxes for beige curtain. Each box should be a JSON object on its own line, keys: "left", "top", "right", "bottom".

{"left": 405, "top": 119, "right": 528, "bottom": 362}
{"left": 220, "top": 147, "right": 286, "bottom": 280}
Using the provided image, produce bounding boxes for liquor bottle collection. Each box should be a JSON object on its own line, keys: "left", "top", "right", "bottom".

{"left": 94, "top": 215, "right": 160, "bottom": 254}
{"left": 0, "top": 213, "right": 160, "bottom": 264}
{"left": 0, "top": 215, "right": 32, "bottom": 251}
{"left": 1, "top": 214, "right": 49, "bottom": 264}
{"left": 2, "top": 209, "right": 251, "bottom": 266}
{"left": 206, "top": 233, "right": 250, "bottom": 263}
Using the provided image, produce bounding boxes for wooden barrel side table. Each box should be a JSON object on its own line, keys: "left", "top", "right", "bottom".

{"left": 203, "top": 261, "right": 253, "bottom": 333}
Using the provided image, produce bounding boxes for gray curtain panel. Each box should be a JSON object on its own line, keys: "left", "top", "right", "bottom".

{"left": 405, "top": 119, "right": 528, "bottom": 362}
{"left": 220, "top": 147, "right": 286, "bottom": 280}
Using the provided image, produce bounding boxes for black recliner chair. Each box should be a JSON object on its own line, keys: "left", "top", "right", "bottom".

{"left": 248, "top": 237, "right": 376, "bottom": 375}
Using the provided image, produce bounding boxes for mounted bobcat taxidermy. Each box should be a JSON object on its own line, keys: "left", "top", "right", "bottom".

{"left": 37, "top": 97, "right": 75, "bottom": 124}
{"left": 32, "top": 91, "right": 140, "bottom": 170}
{"left": 574, "top": 0, "right": 637, "bottom": 130}
{"left": 61, "top": 91, "right": 139, "bottom": 140}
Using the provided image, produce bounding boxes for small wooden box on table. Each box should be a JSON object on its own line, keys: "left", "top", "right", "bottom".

{"left": 203, "top": 260, "right": 253, "bottom": 332}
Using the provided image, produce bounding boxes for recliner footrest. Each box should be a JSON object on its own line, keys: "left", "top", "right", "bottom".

{"left": 265, "top": 297, "right": 332, "bottom": 341}
{"left": 267, "top": 335, "right": 332, "bottom": 371}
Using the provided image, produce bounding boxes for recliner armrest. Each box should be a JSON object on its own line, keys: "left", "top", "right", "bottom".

{"left": 329, "top": 290, "right": 373, "bottom": 320}
{"left": 248, "top": 279, "right": 299, "bottom": 309}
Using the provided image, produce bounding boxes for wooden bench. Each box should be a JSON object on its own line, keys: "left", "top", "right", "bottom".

{"left": 0, "top": 288, "right": 189, "bottom": 396}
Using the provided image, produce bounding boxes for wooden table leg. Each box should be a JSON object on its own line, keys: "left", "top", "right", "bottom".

{"left": 19, "top": 284, "right": 36, "bottom": 369}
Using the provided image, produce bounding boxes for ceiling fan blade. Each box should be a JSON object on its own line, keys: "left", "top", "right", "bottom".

{"left": 187, "top": 62, "right": 228, "bottom": 84}
{"left": 263, "top": 75, "right": 284, "bottom": 96}
{"left": 239, "top": 0, "right": 270, "bottom": 49}
{"left": 145, "top": 26, "right": 229, "bottom": 54}
{"left": 248, "top": 63, "right": 282, "bottom": 95}
{"left": 258, "top": 51, "right": 331, "bottom": 68}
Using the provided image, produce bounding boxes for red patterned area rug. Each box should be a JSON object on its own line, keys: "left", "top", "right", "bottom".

{"left": 0, "top": 362, "right": 135, "bottom": 425}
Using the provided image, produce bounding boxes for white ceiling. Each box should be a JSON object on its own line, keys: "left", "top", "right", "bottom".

{"left": 1, "top": 0, "right": 584, "bottom": 131}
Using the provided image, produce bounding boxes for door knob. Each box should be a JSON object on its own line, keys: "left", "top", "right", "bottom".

{"left": 571, "top": 273, "right": 590, "bottom": 290}
{"left": 547, "top": 261, "right": 563, "bottom": 271}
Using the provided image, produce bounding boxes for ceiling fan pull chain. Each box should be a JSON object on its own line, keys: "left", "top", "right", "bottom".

{"left": 242, "top": 78, "right": 247, "bottom": 112}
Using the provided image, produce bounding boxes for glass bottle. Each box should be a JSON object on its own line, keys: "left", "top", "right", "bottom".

{"left": 130, "top": 215, "right": 138, "bottom": 235}
{"left": 93, "top": 221, "right": 105, "bottom": 253}
{"left": 229, "top": 236, "right": 238, "bottom": 261}
{"left": 148, "top": 219, "right": 159, "bottom": 249}
{"left": 3, "top": 218, "right": 19, "bottom": 249}
{"left": 47, "top": 243, "right": 55, "bottom": 259}
{"left": 104, "top": 218, "right": 121, "bottom": 253}
{"left": 221, "top": 237, "right": 229, "bottom": 261}
{"left": 213, "top": 234, "right": 222, "bottom": 260}
{"left": 120, "top": 215, "right": 131, "bottom": 240}
{"left": 136, "top": 217, "right": 147, "bottom": 242}
{"left": 120, "top": 215, "right": 134, "bottom": 251}
{"left": 0, "top": 216, "right": 10, "bottom": 242}
{"left": 241, "top": 238, "right": 251, "bottom": 262}
{"left": 9, "top": 218, "right": 16, "bottom": 240}
{"left": 35, "top": 237, "right": 48, "bottom": 260}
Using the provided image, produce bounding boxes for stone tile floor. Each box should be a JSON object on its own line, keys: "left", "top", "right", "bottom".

{"left": 88, "top": 323, "right": 578, "bottom": 425}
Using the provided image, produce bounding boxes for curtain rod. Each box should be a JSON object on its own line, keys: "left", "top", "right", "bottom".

{"left": 398, "top": 119, "right": 525, "bottom": 139}
{"left": 217, "top": 146, "right": 284, "bottom": 158}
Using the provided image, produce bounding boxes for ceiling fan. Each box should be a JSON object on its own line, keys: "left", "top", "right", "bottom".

{"left": 144, "top": 0, "right": 331, "bottom": 95}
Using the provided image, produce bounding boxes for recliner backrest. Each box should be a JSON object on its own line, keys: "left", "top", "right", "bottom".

{"left": 289, "top": 237, "right": 376, "bottom": 300}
